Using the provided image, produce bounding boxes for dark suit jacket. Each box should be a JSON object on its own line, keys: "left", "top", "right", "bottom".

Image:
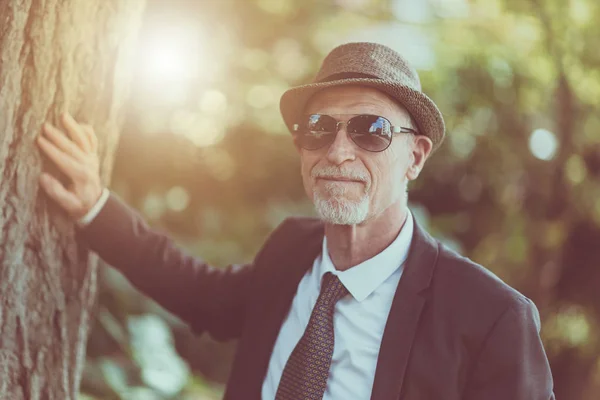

{"left": 77, "top": 193, "right": 555, "bottom": 400}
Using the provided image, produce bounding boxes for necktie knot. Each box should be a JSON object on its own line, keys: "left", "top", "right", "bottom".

{"left": 320, "top": 272, "right": 348, "bottom": 306}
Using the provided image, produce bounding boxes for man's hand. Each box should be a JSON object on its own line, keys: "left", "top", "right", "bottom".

{"left": 36, "top": 112, "right": 103, "bottom": 220}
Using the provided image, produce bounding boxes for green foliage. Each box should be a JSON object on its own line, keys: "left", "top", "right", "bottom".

{"left": 82, "top": 0, "right": 600, "bottom": 399}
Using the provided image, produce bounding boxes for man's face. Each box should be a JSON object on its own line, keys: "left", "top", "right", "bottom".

{"left": 298, "top": 85, "right": 429, "bottom": 225}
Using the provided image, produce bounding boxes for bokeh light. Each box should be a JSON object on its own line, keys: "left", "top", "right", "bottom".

{"left": 142, "top": 193, "right": 166, "bottom": 220}
{"left": 139, "top": 25, "right": 202, "bottom": 84}
{"left": 133, "top": 17, "right": 205, "bottom": 108}
{"left": 529, "top": 128, "right": 558, "bottom": 161}
{"left": 166, "top": 186, "right": 190, "bottom": 212}
{"left": 169, "top": 111, "right": 225, "bottom": 147}
{"left": 199, "top": 90, "right": 228, "bottom": 115}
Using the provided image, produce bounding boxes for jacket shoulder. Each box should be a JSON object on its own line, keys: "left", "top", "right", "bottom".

{"left": 431, "top": 242, "right": 540, "bottom": 336}
{"left": 436, "top": 244, "right": 528, "bottom": 305}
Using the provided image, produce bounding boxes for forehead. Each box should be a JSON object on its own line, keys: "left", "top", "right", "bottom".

{"left": 304, "top": 85, "right": 410, "bottom": 121}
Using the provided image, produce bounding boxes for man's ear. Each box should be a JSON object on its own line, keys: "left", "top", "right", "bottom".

{"left": 406, "top": 135, "right": 433, "bottom": 180}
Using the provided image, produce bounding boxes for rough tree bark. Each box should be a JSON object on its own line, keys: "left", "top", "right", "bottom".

{"left": 0, "top": 0, "right": 145, "bottom": 398}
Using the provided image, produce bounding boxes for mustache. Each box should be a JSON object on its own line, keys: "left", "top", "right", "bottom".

{"left": 311, "top": 165, "right": 370, "bottom": 183}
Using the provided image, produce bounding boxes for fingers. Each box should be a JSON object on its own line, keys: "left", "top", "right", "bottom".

{"left": 61, "top": 112, "right": 91, "bottom": 153}
{"left": 42, "top": 122, "right": 87, "bottom": 162}
{"left": 39, "top": 172, "right": 82, "bottom": 215}
{"left": 37, "top": 114, "right": 103, "bottom": 220}
{"left": 80, "top": 124, "right": 98, "bottom": 152}
{"left": 37, "top": 135, "right": 85, "bottom": 183}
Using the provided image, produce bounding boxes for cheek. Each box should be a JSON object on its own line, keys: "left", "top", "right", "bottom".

{"left": 300, "top": 152, "right": 318, "bottom": 190}
{"left": 366, "top": 155, "right": 406, "bottom": 200}
{"left": 300, "top": 152, "right": 312, "bottom": 176}
{"left": 385, "top": 147, "right": 412, "bottom": 179}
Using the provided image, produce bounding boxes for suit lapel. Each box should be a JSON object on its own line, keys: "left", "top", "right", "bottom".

{"left": 257, "top": 229, "right": 323, "bottom": 357}
{"left": 370, "top": 215, "right": 439, "bottom": 400}
{"left": 241, "top": 219, "right": 324, "bottom": 398}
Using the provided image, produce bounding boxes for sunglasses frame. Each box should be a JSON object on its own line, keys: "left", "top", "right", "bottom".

{"left": 292, "top": 114, "right": 419, "bottom": 152}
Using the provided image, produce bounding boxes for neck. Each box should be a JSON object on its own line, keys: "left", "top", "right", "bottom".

{"left": 324, "top": 201, "right": 409, "bottom": 271}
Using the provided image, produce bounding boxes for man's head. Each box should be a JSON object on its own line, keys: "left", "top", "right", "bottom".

{"left": 298, "top": 85, "right": 432, "bottom": 225}
{"left": 279, "top": 42, "right": 445, "bottom": 225}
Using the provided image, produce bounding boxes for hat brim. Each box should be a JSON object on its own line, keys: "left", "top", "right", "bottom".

{"left": 280, "top": 78, "right": 445, "bottom": 151}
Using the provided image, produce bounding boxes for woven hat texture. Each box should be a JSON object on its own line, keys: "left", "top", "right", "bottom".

{"left": 280, "top": 42, "right": 445, "bottom": 150}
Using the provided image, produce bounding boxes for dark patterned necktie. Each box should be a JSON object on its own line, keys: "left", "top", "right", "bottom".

{"left": 275, "top": 272, "right": 349, "bottom": 400}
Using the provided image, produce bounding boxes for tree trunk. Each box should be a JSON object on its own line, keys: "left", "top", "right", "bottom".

{"left": 0, "top": 0, "right": 145, "bottom": 398}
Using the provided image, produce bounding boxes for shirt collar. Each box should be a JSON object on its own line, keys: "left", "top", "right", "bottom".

{"left": 318, "top": 210, "right": 414, "bottom": 302}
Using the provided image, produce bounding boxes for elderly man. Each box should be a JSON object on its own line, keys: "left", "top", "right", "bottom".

{"left": 37, "top": 42, "right": 555, "bottom": 399}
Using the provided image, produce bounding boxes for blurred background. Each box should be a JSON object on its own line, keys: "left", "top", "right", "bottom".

{"left": 79, "top": 0, "right": 600, "bottom": 399}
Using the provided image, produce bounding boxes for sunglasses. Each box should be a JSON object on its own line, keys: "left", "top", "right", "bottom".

{"left": 292, "top": 114, "right": 418, "bottom": 152}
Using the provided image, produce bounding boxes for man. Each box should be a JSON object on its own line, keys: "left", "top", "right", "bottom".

{"left": 36, "top": 42, "right": 555, "bottom": 399}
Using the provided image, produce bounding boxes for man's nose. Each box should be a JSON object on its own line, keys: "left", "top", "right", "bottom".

{"left": 325, "top": 126, "right": 356, "bottom": 166}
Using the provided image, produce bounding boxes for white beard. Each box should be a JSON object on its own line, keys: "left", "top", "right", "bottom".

{"left": 313, "top": 184, "right": 370, "bottom": 225}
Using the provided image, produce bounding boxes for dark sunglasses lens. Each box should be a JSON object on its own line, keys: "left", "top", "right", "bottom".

{"left": 347, "top": 115, "right": 392, "bottom": 151}
{"left": 296, "top": 114, "right": 337, "bottom": 149}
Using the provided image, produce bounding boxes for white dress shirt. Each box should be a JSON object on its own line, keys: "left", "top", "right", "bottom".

{"left": 261, "top": 213, "right": 414, "bottom": 400}
{"left": 80, "top": 192, "right": 414, "bottom": 399}
{"left": 77, "top": 187, "right": 110, "bottom": 226}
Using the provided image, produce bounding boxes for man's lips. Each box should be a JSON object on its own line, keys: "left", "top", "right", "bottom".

{"left": 316, "top": 176, "right": 364, "bottom": 183}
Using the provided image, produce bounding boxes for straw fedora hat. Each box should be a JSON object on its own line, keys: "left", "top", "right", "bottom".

{"left": 280, "top": 42, "right": 445, "bottom": 151}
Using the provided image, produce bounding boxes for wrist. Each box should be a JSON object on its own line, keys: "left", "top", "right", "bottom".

{"left": 77, "top": 188, "right": 110, "bottom": 226}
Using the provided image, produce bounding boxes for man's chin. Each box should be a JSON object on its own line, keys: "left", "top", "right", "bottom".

{"left": 315, "top": 192, "right": 364, "bottom": 205}
{"left": 313, "top": 196, "right": 369, "bottom": 225}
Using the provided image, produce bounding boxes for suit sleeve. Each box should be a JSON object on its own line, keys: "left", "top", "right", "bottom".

{"left": 76, "top": 192, "right": 260, "bottom": 341}
{"left": 463, "top": 297, "right": 555, "bottom": 400}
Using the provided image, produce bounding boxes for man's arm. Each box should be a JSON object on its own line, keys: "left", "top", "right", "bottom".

{"left": 463, "top": 297, "right": 555, "bottom": 400}
{"left": 76, "top": 191, "right": 256, "bottom": 340}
